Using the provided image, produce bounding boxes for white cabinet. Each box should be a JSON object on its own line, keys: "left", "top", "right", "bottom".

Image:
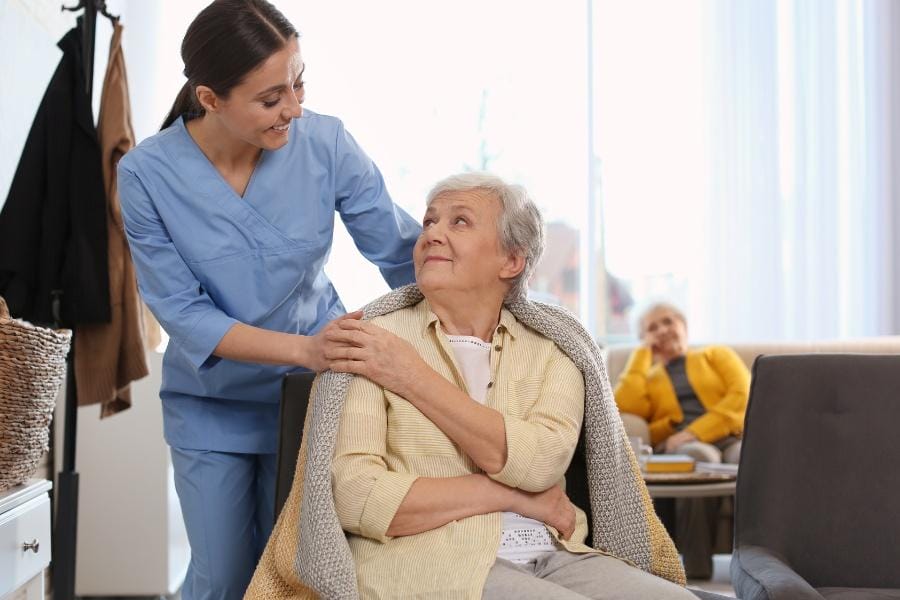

{"left": 0, "top": 480, "right": 52, "bottom": 600}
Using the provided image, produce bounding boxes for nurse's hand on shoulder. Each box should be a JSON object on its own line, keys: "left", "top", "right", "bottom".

{"left": 305, "top": 311, "right": 364, "bottom": 372}
{"left": 325, "top": 319, "right": 427, "bottom": 396}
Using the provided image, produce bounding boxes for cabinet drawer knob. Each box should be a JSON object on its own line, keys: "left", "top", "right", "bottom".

{"left": 22, "top": 539, "right": 40, "bottom": 553}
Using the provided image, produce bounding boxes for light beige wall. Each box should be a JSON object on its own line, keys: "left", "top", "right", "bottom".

{"left": 0, "top": 0, "right": 76, "bottom": 206}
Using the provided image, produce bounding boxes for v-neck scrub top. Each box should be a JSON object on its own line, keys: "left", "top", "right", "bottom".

{"left": 118, "top": 110, "right": 420, "bottom": 453}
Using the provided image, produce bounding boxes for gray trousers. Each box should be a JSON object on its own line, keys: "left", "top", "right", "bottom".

{"left": 481, "top": 551, "right": 695, "bottom": 600}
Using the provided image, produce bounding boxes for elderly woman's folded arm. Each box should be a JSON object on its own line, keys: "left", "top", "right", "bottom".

{"left": 397, "top": 350, "right": 585, "bottom": 493}
{"left": 335, "top": 461, "right": 576, "bottom": 541}
{"left": 330, "top": 374, "right": 414, "bottom": 541}
{"left": 333, "top": 375, "right": 512, "bottom": 541}
{"left": 333, "top": 363, "right": 583, "bottom": 540}
{"left": 488, "top": 352, "right": 585, "bottom": 492}
{"left": 384, "top": 475, "right": 512, "bottom": 537}
{"left": 334, "top": 425, "right": 507, "bottom": 542}
{"left": 333, "top": 453, "right": 418, "bottom": 542}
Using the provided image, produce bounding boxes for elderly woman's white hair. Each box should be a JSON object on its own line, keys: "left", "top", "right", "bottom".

{"left": 426, "top": 172, "right": 545, "bottom": 300}
{"left": 636, "top": 301, "right": 688, "bottom": 334}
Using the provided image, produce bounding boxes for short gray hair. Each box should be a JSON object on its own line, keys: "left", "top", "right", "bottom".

{"left": 638, "top": 301, "right": 687, "bottom": 334}
{"left": 426, "top": 172, "right": 545, "bottom": 300}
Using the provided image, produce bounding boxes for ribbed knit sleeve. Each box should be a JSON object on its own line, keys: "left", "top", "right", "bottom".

{"left": 489, "top": 350, "right": 585, "bottom": 492}
{"left": 332, "top": 374, "right": 417, "bottom": 542}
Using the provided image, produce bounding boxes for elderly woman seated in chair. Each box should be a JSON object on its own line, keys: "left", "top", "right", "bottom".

{"left": 614, "top": 302, "right": 750, "bottom": 579}
{"left": 325, "top": 173, "right": 694, "bottom": 599}
{"left": 615, "top": 302, "right": 748, "bottom": 465}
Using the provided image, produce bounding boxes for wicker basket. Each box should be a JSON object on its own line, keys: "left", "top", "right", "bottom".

{"left": 0, "top": 296, "right": 72, "bottom": 491}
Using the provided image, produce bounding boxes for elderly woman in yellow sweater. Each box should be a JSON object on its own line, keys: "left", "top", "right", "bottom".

{"left": 614, "top": 302, "right": 750, "bottom": 579}
{"left": 324, "top": 174, "right": 694, "bottom": 599}
{"left": 615, "top": 303, "right": 749, "bottom": 464}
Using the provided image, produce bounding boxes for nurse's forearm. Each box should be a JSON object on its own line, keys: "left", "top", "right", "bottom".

{"left": 214, "top": 323, "right": 315, "bottom": 369}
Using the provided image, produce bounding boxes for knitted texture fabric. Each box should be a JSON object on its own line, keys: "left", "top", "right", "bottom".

{"left": 245, "top": 285, "right": 685, "bottom": 599}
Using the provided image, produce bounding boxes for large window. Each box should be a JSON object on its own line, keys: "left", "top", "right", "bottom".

{"left": 592, "top": 0, "right": 708, "bottom": 341}
{"left": 284, "top": 2, "right": 592, "bottom": 322}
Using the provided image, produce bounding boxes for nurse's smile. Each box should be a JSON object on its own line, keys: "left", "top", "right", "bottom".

{"left": 268, "top": 121, "right": 291, "bottom": 139}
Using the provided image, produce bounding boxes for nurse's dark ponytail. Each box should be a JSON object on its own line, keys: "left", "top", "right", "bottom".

{"left": 161, "top": 0, "right": 299, "bottom": 130}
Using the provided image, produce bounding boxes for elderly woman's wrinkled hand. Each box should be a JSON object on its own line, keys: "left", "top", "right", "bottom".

{"left": 325, "top": 318, "right": 428, "bottom": 396}
{"left": 514, "top": 485, "right": 576, "bottom": 541}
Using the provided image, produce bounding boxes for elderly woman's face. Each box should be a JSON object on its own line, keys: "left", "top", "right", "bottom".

{"left": 414, "top": 189, "right": 515, "bottom": 297}
{"left": 641, "top": 307, "right": 688, "bottom": 359}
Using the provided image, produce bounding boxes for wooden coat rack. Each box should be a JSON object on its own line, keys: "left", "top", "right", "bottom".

{"left": 53, "top": 3, "right": 118, "bottom": 599}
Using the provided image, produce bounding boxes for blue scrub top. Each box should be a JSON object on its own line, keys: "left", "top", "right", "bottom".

{"left": 118, "top": 110, "right": 420, "bottom": 454}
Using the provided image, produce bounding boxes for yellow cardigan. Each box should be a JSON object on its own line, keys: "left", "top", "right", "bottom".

{"left": 614, "top": 346, "right": 750, "bottom": 445}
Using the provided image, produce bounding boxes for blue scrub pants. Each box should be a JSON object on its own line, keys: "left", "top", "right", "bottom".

{"left": 170, "top": 447, "right": 277, "bottom": 600}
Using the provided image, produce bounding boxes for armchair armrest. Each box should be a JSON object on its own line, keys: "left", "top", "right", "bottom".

{"left": 731, "top": 545, "right": 824, "bottom": 600}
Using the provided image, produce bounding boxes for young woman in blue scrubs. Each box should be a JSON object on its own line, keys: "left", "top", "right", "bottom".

{"left": 117, "top": 1, "right": 420, "bottom": 598}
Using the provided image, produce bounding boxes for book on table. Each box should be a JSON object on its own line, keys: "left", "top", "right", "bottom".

{"left": 695, "top": 461, "right": 738, "bottom": 475}
{"left": 644, "top": 454, "right": 696, "bottom": 473}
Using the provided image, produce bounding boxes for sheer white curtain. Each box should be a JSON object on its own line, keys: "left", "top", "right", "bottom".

{"left": 701, "top": 0, "right": 897, "bottom": 341}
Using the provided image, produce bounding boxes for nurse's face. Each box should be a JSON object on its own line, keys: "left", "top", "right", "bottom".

{"left": 208, "top": 37, "right": 305, "bottom": 151}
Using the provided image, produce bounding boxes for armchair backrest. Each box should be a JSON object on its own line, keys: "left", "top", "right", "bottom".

{"left": 736, "top": 354, "right": 900, "bottom": 588}
{"left": 275, "top": 371, "right": 316, "bottom": 521}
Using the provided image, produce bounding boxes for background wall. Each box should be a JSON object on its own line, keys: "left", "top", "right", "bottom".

{"left": 0, "top": 0, "right": 75, "bottom": 205}
{"left": 0, "top": 0, "right": 162, "bottom": 203}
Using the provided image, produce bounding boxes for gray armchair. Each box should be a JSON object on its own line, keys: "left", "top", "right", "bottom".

{"left": 732, "top": 354, "right": 900, "bottom": 600}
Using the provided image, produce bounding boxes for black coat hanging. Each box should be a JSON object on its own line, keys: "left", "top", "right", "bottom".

{"left": 0, "top": 19, "right": 110, "bottom": 328}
